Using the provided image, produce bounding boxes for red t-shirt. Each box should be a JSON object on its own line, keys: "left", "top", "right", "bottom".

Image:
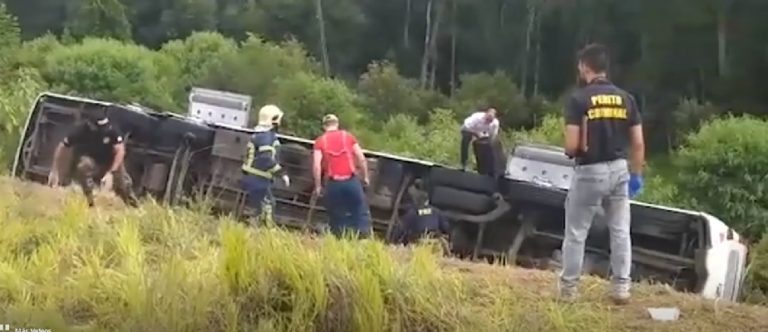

{"left": 314, "top": 130, "right": 357, "bottom": 178}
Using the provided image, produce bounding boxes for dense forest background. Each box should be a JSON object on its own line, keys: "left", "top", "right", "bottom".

{"left": 5, "top": 0, "right": 768, "bottom": 154}
{"left": 3, "top": 0, "right": 768, "bottom": 301}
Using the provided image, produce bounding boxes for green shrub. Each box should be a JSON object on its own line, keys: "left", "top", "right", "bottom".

{"left": 357, "top": 60, "right": 446, "bottom": 123}
{"left": 42, "top": 38, "right": 179, "bottom": 111}
{"left": 200, "top": 34, "right": 320, "bottom": 108}
{"left": 744, "top": 232, "right": 768, "bottom": 304}
{"left": 507, "top": 113, "right": 564, "bottom": 147}
{"left": 673, "top": 115, "right": 768, "bottom": 241}
{"left": 451, "top": 71, "right": 529, "bottom": 129}
{"left": 362, "top": 108, "right": 462, "bottom": 166}
{"left": 672, "top": 98, "right": 721, "bottom": 146}
{"left": 160, "top": 31, "right": 238, "bottom": 94}
{"left": 269, "top": 72, "right": 363, "bottom": 138}
{"left": 0, "top": 68, "right": 46, "bottom": 171}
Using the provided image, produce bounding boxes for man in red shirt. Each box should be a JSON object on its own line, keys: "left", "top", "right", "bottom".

{"left": 312, "top": 114, "right": 371, "bottom": 238}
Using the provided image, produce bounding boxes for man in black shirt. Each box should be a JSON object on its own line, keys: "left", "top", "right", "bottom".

{"left": 558, "top": 44, "right": 646, "bottom": 305}
{"left": 47, "top": 107, "right": 139, "bottom": 208}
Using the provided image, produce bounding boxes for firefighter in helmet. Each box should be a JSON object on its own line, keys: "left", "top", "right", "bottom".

{"left": 240, "top": 104, "right": 290, "bottom": 224}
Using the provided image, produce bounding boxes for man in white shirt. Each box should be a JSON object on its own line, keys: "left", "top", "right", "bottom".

{"left": 459, "top": 107, "right": 499, "bottom": 171}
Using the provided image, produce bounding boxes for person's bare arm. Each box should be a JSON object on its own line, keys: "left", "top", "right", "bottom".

{"left": 563, "top": 124, "right": 581, "bottom": 157}
{"left": 563, "top": 94, "right": 585, "bottom": 158}
{"left": 107, "top": 143, "right": 126, "bottom": 173}
{"left": 352, "top": 143, "right": 369, "bottom": 183}
{"left": 628, "top": 124, "right": 645, "bottom": 174}
{"left": 312, "top": 149, "right": 323, "bottom": 191}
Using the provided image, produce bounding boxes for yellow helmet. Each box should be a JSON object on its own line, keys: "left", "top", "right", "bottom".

{"left": 257, "top": 104, "right": 284, "bottom": 127}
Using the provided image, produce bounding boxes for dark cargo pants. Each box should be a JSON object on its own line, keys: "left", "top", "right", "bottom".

{"left": 75, "top": 156, "right": 139, "bottom": 207}
{"left": 240, "top": 175, "right": 275, "bottom": 225}
{"left": 560, "top": 159, "right": 632, "bottom": 296}
{"left": 324, "top": 177, "right": 371, "bottom": 238}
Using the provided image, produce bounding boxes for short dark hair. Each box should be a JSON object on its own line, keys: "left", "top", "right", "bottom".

{"left": 577, "top": 43, "right": 609, "bottom": 73}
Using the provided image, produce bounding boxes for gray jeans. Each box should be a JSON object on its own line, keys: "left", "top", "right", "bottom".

{"left": 560, "top": 159, "right": 631, "bottom": 291}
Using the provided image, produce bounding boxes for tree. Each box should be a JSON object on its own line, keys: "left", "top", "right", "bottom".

{"left": 673, "top": 115, "right": 768, "bottom": 241}
{"left": 451, "top": 71, "right": 529, "bottom": 129}
{"left": 268, "top": 72, "right": 363, "bottom": 138}
{"left": 64, "top": 0, "right": 132, "bottom": 41}
{"left": 357, "top": 60, "right": 445, "bottom": 123}
{"left": 200, "top": 34, "right": 320, "bottom": 109}
{"left": 160, "top": 31, "right": 238, "bottom": 95}
{"left": 43, "top": 38, "right": 179, "bottom": 111}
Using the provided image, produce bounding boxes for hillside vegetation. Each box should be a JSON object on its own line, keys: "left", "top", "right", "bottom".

{"left": 1, "top": 178, "right": 768, "bottom": 332}
{"left": 5, "top": 0, "right": 768, "bottom": 312}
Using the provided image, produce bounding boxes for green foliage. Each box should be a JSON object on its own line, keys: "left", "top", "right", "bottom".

{"left": 5, "top": 177, "right": 728, "bottom": 331}
{"left": 200, "top": 34, "right": 320, "bottom": 108}
{"left": 451, "top": 71, "right": 529, "bottom": 129}
{"left": 65, "top": 0, "right": 132, "bottom": 41}
{"left": 42, "top": 38, "right": 180, "bottom": 111}
{"left": 0, "top": 3, "right": 20, "bottom": 53}
{"left": 744, "top": 232, "right": 768, "bottom": 304}
{"left": 634, "top": 174, "right": 682, "bottom": 206}
{"left": 160, "top": 31, "right": 238, "bottom": 102}
{"left": 0, "top": 68, "right": 46, "bottom": 171}
{"left": 672, "top": 98, "right": 721, "bottom": 145}
{"left": 673, "top": 115, "right": 768, "bottom": 241}
{"left": 158, "top": 0, "right": 218, "bottom": 40}
{"left": 357, "top": 60, "right": 446, "bottom": 123}
{"left": 10, "top": 33, "right": 63, "bottom": 70}
{"left": 269, "top": 72, "right": 363, "bottom": 138}
{"left": 365, "top": 108, "right": 461, "bottom": 166}
{"left": 507, "top": 113, "right": 564, "bottom": 147}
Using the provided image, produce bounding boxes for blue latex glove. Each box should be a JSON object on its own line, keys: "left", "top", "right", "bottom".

{"left": 628, "top": 173, "right": 643, "bottom": 199}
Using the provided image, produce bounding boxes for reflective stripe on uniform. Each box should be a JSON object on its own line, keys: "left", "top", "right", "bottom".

{"left": 257, "top": 140, "right": 280, "bottom": 158}
{"left": 242, "top": 136, "right": 282, "bottom": 179}
{"left": 242, "top": 163, "right": 282, "bottom": 179}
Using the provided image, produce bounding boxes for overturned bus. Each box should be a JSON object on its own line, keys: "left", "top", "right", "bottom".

{"left": 12, "top": 91, "right": 748, "bottom": 302}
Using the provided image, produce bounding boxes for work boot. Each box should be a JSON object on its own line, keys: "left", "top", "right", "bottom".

{"left": 609, "top": 283, "right": 631, "bottom": 305}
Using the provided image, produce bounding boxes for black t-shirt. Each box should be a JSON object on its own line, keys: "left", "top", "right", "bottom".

{"left": 564, "top": 79, "right": 641, "bottom": 165}
{"left": 63, "top": 123, "right": 124, "bottom": 167}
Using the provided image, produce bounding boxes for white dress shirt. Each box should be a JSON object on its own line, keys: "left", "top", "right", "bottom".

{"left": 461, "top": 112, "right": 499, "bottom": 137}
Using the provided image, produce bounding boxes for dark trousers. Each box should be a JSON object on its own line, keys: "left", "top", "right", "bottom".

{"left": 460, "top": 130, "right": 475, "bottom": 168}
{"left": 75, "top": 156, "right": 138, "bottom": 207}
{"left": 241, "top": 175, "right": 275, "bottom": 224}
{"left": 324, "top": 177, "right": 371, "bottom": 238}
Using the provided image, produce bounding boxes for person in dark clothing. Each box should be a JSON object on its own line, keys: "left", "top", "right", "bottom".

{"left": 240, "top": 104, "right": 290, "bottom": 224}
{"left": 559, "top": 43, "right": 646, "bottom": 305}
{"left": 390, "top": 182, "right": 451, "bottom": 246}
{"left": 47, "top": 107, "right": 139, "bottom": 208}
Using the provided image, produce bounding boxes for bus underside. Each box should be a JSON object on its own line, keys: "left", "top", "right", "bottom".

{"left": 13, "top": 93, "right": 714, "bottom": 296}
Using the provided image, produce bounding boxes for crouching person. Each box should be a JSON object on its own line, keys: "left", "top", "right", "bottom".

{"left": 390, "top": 182, "right": 451, "bottom": 248}
{"left": 47, "top": 107, "right": 139, "bottom": 208}
{"left": 240, "top": 105, "right": 290, "bottom": 225}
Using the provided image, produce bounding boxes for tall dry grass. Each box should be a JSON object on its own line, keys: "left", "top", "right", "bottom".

{"left": 0, "top": 177, "right": 625, "bottom": 332}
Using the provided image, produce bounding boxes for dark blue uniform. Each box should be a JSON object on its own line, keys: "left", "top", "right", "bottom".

{"left": 391, "top": 203, "right": 450, "bottom": 245}
{"left": 241, "top": 129, "right": 284, "bottom": 222}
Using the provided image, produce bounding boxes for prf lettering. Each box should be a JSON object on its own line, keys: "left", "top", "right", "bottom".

{"left": 588, "top": 94, "right": 627, "bottom": 120}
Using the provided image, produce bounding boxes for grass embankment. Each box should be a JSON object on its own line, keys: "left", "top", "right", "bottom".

{"left": 0, "top": 177, "right": 767, "bottom": 332}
